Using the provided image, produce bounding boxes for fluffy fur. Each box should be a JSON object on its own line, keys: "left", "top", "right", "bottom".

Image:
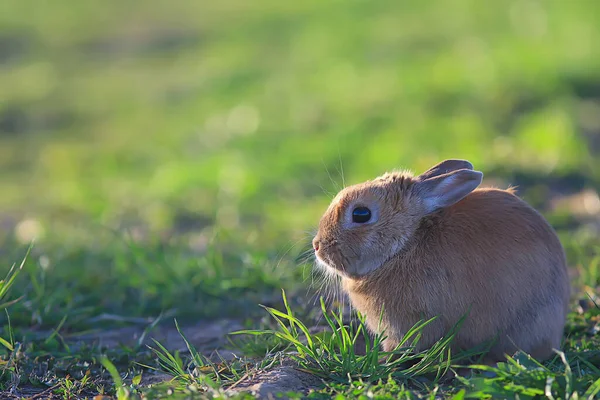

{"left": 313, "top": 159, "right": 570, "bottom": 363}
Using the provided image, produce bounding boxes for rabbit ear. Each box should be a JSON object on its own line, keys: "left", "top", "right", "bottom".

{"left": 418, "top": 159, "right": 474, "bottom": 181}
{"left": 415, "top": 169, "right": 483, "bottom": 213}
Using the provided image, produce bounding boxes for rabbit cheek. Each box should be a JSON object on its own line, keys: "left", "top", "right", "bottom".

{"left": 351, "top": 233, "right": 397, "bottom": 276}
{"left": 352, "top": 250, "right": 386, "bottom": 276}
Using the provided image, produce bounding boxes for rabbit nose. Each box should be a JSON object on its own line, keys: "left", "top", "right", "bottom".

{"left": 312, "top": 238, "right": 320, "bottom": 251}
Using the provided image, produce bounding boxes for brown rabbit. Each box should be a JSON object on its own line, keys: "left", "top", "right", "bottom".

{"left": 312, "top": 159, "right": 570, "bottom": 363}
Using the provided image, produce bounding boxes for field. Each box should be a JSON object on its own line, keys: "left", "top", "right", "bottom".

{"left": 1, "top": 0, "right": 600, "bottom": 398}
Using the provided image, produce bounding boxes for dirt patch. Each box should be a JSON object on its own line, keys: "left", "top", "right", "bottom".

{"left": 64, "top": 318, "right": 244, "bottom": 358}
{"left": 227, "top": 364, "right": 323, "bottom": 399}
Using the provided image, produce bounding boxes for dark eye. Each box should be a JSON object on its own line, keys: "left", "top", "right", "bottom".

{"left": 352, "top": 207, "right": 371, "bottom": 223}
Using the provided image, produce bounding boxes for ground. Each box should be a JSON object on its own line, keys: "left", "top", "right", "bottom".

{"left": 0, "top": 0, "right": 600, "bottom": 398}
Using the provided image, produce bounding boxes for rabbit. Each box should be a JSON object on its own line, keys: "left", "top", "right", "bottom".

{"left": 312, "top": 159, "right": 570, "bottom": 364}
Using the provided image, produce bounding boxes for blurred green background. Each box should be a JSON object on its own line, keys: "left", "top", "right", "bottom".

{"left": 0, "top": 0, "right": 599, "bottom": 329}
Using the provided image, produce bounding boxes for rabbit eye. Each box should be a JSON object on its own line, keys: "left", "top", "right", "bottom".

{"left": 352, "top": 207, "right": 371, "bottom": 223}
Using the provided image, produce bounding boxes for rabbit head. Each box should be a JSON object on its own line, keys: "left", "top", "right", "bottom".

{"left": 313, "top": 159, "right": 483, "bottom": 278}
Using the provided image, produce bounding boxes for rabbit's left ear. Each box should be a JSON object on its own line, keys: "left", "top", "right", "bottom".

{"left": 415, "top": 168, "right": 483, "bottom": 213}
{"left": 417, "top": 159, "right": 474, "bottom": 181}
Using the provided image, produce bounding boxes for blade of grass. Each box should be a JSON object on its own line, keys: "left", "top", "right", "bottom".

{"left": 0, "top": 245, "right": 31, "bottom": 302}
{"left": 584, "top": 376, "right": 600, "bottom": 400}
{"left": 135, "top": 312, "right": 163, "bottom": 349}
{"left": 100, "top": 356, "right": 123, "bottom": 387}
{"left": 44, "top": 314, "right": 68, "bottom": 345}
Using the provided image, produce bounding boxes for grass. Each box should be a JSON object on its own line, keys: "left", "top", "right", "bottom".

{"left": 233, "top": 291, "right": 482, "bottom": 384}
{"left": 0, "top": 0, "right": 599, "bottom": 398}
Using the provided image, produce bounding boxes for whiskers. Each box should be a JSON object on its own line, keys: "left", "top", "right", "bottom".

{"left": 311, "top": 263, "right": 343, "bottom": 302}
{"left": 335, "top": 145, "right": 346, "bottom": 189}
{"left": 268, "top": 232, "right": 316, "bottom": 282}
{"left": 304, "top": 258, "right": 348, "bottom": 327}
{"left": 294, "top": 243, "right": 315, "bottom": 266}
{"left": 320, "top": 151, "right": 348, "bottom": 198}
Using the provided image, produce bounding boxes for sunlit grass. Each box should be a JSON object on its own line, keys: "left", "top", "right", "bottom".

{"left": 461, "top": 351, "right": 600, "bottom": 399}
{"left": 233, "top": 290, "right": 484, "bottom": 385}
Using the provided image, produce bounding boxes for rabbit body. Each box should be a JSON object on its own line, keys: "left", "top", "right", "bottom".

{"left": 313, "top": 160, "right": 570, "bottom": 363}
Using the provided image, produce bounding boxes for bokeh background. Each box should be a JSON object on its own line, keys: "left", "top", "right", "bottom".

{"left": 1, "top": 1, "right": 599, "bottom": 329}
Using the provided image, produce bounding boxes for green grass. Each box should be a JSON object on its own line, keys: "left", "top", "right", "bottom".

{"left": 233, "top": 291, "right": 483, "bottom": 383}
{"left": 0, "top": 0, "right": 599, "bottom": 398}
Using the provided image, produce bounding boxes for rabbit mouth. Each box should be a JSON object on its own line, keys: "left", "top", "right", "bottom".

{"left": 314, "top": 246, "right": 350, "bottom": 276}
{"left": 318, "top": 246, "right": 401, "bottom": 279}
{"left": 314, "top": 252, "right": 340, "bottom": 272}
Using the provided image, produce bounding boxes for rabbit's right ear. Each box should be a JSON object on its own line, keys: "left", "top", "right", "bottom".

{"left": 415, "top": 169, "right": 483, "bottom": 213}
{"left": 417, "top": 159, "right": 474, "bottom": 181}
